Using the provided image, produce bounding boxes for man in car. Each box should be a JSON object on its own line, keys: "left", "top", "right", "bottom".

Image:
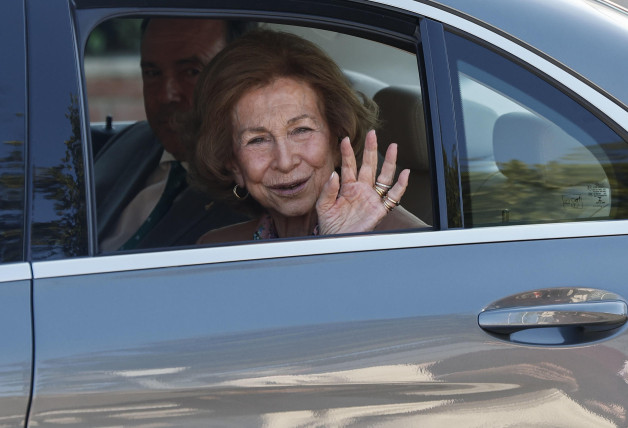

{"left": 95, "top": 18, "right": 252, "bottom": 252}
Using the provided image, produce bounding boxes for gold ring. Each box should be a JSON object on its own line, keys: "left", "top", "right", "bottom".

{"left": 384, "top": 195, "right": 400, "bottom": 206}
{"left": 383, "top": 198, "right": 396, "bottom": 212}
{"left": 374, "top": 184, "right": 388, "bottom": 197}
{"left": 373, "top": 181, "right": 388, "bottom": 198}
{"left": 375, "top": 181, "right": 393, "bottom": 189}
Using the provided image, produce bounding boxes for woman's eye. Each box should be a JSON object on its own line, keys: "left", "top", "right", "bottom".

{"left": 246, "top": 136, "right": 268, "bottom": 145}
{"left": 291, "top": 127, "right": 313, "bottom": 136}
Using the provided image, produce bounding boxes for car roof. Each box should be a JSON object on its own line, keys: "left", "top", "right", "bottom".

{"left": 420, "top": 0, "right": 628, "bottom": 109}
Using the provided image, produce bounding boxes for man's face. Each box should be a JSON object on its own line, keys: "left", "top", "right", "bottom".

{"left": 141, "top": 19, "right": 226, "bottom": 160}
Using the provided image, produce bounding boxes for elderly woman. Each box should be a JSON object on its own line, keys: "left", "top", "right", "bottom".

{"left": 187, "top": 30, "right": 428, "bottom": 243}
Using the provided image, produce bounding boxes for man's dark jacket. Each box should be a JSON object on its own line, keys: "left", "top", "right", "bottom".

{"left": 95, "top": 121, "right": 244, "bottom": 251}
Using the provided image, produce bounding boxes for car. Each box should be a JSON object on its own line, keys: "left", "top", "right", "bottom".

{"left": 2, "top": 0, "right": 628, "bottom": 426}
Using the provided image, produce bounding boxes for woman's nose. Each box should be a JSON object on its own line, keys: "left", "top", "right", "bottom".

{"left": 272, "top": 138, "right": 299, "bottom": 172}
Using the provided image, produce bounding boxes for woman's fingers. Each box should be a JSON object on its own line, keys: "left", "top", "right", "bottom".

{"left": 316, "top": 171, "right": 341, "bottom": 213}
{"left": 357, "top": 129, "right": 378, "bottom": 184}
{"left": 376, "top": 142, "right": 398, "bottom": 188}
{"left": 380, "top": 168, "right": 409, "bottom": 212}
{"left": 336, "top": 130, "right": 408, "bottom": 215}
{"left": 339, "top": 137, "right": 357, "bottom": 184}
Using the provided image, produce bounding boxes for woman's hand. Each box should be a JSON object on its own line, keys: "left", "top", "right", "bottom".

{"left": 316, "top": 130, "right": 409, "bottom": 235}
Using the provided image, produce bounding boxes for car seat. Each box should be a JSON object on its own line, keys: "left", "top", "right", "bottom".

{"left": 469, "top": 111, "right": 611, "bottom": 225}
{"left": 373, "top": 85, "right": 433, "bottom": 225}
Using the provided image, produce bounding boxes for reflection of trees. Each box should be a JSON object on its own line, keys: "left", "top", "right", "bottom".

{"left": 443, "top": 147, "right": 462, "bottom": 228}
{"left": 464, "top": 160, "right": 616, "bottom": 226}
{"left": 463, "top": 138, "right": 628, "bottom": 226}
{"left": 32, "top": 94, "right": 87, "bottom": 259}
{"left": 0, "top": 139, "right": 25, "bottom": 262}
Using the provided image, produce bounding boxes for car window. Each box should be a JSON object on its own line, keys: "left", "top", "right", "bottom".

{"left": 85, "top": 18, "right": 144, "bottom": 156}
{"left": 0, "top": 0, "right": 26, "bottom": 263}
{"left": 85, "top": 18, "right": 431, "bottom": 253}
{"left": 444, "top": 31, "right": 628, "bottom": 227}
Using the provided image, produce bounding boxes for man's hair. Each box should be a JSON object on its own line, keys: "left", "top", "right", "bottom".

{"left": 140, "top": 18, "right": 256, "bottom": 43}
{"left": 186, "top": 29, "right": 379, "bottom": 215}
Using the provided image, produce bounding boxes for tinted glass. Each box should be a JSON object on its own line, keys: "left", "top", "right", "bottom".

{"left": 445, "top": 31, "right": 628, "bottom": 227}
{"left": 0, "top": 0, "right": 26, "bottom": 263}
{"left": 28, "top": 0, "right": 88, "bottom": 260}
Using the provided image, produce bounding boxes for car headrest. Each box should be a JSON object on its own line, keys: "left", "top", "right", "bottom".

{"left": 493, "top": 112, "right": 604, "bottom": 187}
{"left": 373, "top": 85, "right": 429, "bottom": 172}
{"left": 344, "top": 69, "right": 387, "bottom": 99}
{"left": 491, "top": 111, "right": 611, "bottom": 220}
{"left": 461, "top": 100, "right": 498, "bottom": 161}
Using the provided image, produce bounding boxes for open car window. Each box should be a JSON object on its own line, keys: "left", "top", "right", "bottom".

{"left": 85, "top": 18, "right": 432, "bottom": 254}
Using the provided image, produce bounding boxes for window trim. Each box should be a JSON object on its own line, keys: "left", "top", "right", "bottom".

{"left": 32, "top": 219, "right": 628, "bottom": 279}
{"left": 0, "top": 263, "right": 32, "bottom": 283}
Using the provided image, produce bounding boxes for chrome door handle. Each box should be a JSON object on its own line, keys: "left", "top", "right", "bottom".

{"left": 478, "top": 288, "right": 628, "bottom": 345}
{"left": 479, "top": 300, "right": 628, "bottom": 335}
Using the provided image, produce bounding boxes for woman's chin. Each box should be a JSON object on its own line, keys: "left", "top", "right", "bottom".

{"left": 269, "top": 201, "right": 316, "bottom": 220}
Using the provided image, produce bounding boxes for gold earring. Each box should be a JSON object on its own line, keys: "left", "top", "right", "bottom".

{"left": 233, "top": 184, "right": 249, "bottom": 200}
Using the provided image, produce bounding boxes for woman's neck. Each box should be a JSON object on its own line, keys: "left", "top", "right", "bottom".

{"left": 269, "top": 210, "right": 318, "bottom": 238}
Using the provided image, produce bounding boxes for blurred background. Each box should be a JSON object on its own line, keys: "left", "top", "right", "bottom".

{"left": 85, "top": 18, "right": 144, "bottom": 123}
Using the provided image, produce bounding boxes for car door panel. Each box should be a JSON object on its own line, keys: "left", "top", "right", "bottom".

{"left": 29, "top": 228, "right": 628, "bottom": 426}
{"left": 0, "top": 265, "right": 32, "bottom": 428}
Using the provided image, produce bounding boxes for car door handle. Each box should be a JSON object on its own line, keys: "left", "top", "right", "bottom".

{"left": 479, "top": 300, "right": 628, "bottom": 335}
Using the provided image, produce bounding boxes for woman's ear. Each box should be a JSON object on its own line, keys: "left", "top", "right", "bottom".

{"left": 227, "top": 159, "right": 245, "bottom": 187}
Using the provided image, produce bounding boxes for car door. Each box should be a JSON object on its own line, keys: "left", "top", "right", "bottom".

{"left": 26, "top": 0, "right": 628, "bottom": 427}
{"left": 0, "top": 1, "right": 32, "bottom": 426}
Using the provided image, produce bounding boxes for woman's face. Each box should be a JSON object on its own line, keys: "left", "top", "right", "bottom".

{"left": 229, "top": 77, "right": 337, "bottom": 219}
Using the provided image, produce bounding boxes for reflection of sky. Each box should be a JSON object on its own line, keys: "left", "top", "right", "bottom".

{"left": 30, "top": 309, "right": 628, "bottom": 425}
{"left": 259, "top": 390, "right": 616, "bottom": 427}
{"left": 30, "top": 328, "right": 627, "bottom": 427}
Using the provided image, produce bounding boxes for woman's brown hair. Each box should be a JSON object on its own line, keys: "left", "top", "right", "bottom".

{"left": 186, "top": 29, "right": 379, "bottom": 214}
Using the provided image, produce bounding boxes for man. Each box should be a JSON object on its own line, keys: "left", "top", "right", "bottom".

{"left": 96, "top": 18, "right": 252, "bottom": 252}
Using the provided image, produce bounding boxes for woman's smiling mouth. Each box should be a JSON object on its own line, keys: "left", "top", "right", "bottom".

{"left": 268, "top": 178, "right": 309, "bottom": 197}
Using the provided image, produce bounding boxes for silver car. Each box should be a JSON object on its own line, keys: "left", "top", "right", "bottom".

{"left": 2, "top": 0, "right": 628, "bottom": 426}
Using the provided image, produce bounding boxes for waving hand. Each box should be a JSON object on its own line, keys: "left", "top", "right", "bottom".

{"left": 316, "top": 130, "right": 409, "bottom": 235}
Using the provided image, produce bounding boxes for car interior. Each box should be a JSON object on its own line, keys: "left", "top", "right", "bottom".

{"left": 86, "top": 18, "right": 434, "bottom": 247}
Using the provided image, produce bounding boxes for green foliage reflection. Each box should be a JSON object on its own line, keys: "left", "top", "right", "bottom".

{"left": 463, "top": 158, "right": 623, "bottom": 226}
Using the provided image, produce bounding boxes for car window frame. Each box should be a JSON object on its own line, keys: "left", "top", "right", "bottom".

{"left": 67, "top": 0, "right": 628, "bottom": 266}
{"left": 419, "top": 12, "right": 628, "bottom": 227}
{"left": 75, "top": 1, "right": 434, "bottom": 257}
{"left": 441, "top": 29, "right": 628, "bottom": 227}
